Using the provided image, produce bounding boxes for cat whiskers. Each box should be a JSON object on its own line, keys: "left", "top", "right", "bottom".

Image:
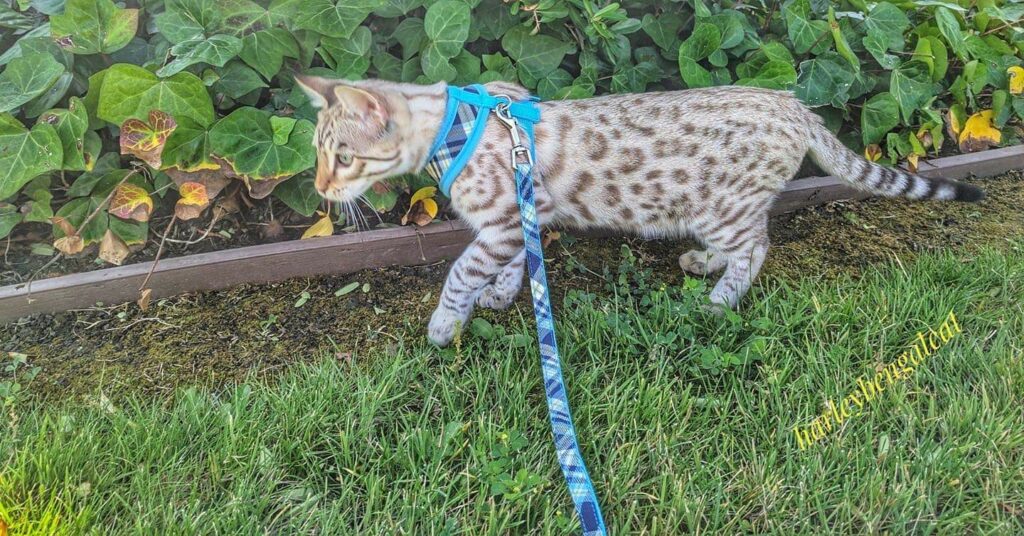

{"left": 344, "top": 198, "right": 369, "bottom": 231}
{"left": 357, "top": 193, "right": 384, "bottom": 225}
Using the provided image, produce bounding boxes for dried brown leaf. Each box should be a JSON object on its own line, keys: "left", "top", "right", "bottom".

{"left": 137, "top": 288, "right": 153, "bottom": 311}
{"left": 98, "top": 229, "right": 130, "bottom": 265}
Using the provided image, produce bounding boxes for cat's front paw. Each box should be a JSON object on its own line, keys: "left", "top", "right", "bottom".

{"left": 476, "top": 284, "right": 516, "bottom": 310}
{"left": 428, "top": 307, "right": 465, "bottom": 347}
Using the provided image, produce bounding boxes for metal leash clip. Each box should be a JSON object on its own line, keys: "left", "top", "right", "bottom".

{"left": 492, "top": 95, "right": 534, "bottom": 169}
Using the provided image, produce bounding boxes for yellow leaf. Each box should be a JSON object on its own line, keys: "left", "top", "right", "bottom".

{"left": 421, "top": 198, "right": 438, "bottom": 219}
{"left": 410, "top": 186, "right": 437, "bottom": 205}
{"left": 946, "top": 104, "right": 966, "bottom": 137}
{"left": 402, "top": 186, "right": 439, "bottom": 226}
{"left": 138, "top": 288, "right": 153, "bottom": 311}
{"left": 109, "top": 183, "right": 154, "bottom": 222}
{"left": 119, "top": 110, "right": 177, "bottom": 168}
{"left": 864, "top": 144, "right": 882, "bottom": 162}
{"left": 906, "top": 153, "right": 919, "bottom": 173}
{"left": 98, "top": 229, "right": 130, "bottom": 265}
{"left": 958, "top": 110, "right": 1002, "bottom": 153}
{"left": 1008, "top": 66, "right": 1024, "bottom": 95}
{"left": 301, "top": 213, "right": 334, "bottom": 239}
{"left": 175, "top": 181, "right": 210, "bottom": 221}
{"left": 178, "top": 182, "right": 209, "bottom": 206}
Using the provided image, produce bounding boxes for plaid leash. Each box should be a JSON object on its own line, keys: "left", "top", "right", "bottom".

{"left": 427, "top": 85, "right": 608, "bottom": 535}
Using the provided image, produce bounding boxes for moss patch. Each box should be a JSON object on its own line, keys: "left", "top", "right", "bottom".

{"left": 2, "top": 172, "right": 1021, "bottom": 402}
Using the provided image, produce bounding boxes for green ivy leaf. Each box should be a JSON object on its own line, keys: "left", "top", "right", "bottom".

{"left": 794, "top": 55, "right": 856, "bottom": 107}
{"left": 0, "top": 53, "right": 64, "bottom": 114}
{"left": 611, "top": 61, "right": 661, "bottom": 93}
{"left": 209, "top": 107, "right": 315, "bottom": 197}
{"left": 361, "top": 184, "right": 398, "bottom": 213}
{"left": 0, "top": 203, "right": 20, "bottom": 239}
{"left": 23, "top": 71, "right": 73, "bottom": 118}
{"left": 641, "top": 12, "right": 683, "bottom": 52}
{"left": 424, "top": 0, "right": 471, "bottom": 57}
{"left": 420, "top": 0, "right": 471, "bottom": 81}
{"left": 934, "top": 7, "right": 966, "bottom": 61}
{"left": 50, "top": 0, "right": 139, "bottom": 55}
{"left": 157, "top": 35, "right": 243, "bottom": 77}
{"left": 0, "top": 113, "right": 62, "bottom": 201}
{"left": 392, "top": 18, "right": 427, "bottom": 61}
{"left": 735, "top": 61, "right": 797, "bottom": 89}
{"left": 271, "top": 171, "right": 319, "bottom": 217}
{"left": 156, "top": 0, "right": 223, "bottom": 43}
{"left": 239, "top": 28, "right": 299, "bottom": 81}
{"left": 783, "top": 0, "right": 830, "bottom": 55}
{"left": 98, "top": 63, "right": 215, "bottom": 127}
{"left": 109, "top": 214, "right": 147, "bottom": 245}
{"left": 706, "top": 11, "right": 746, "bottom": 50}
{"left": 270, "top": 0, "right": 379, "bottom": 40}
{"left": 678, "top": 22, "right": 720, "bottom": 61}
{"left": 537, "top": 68, "right": 573, "bottom": 99}
{"left": 860, "top": 92, "right": 899, "bottom": 145}
{"left": 161, "top": 115, "right": 216, "bottom": 172}
{"left": 157, "top": 0, "right": 266, "bottom": 44}
{"left": 269, "top": 115, "right": 296, "bottom": 145}
{"left": 320, "top": 26, "right": 372, "bottom": 79}
{"left": 501, "top": 26, "right": 573, "bottom": 81}
{"left": 22, "top": 176, "right": 54, "bottom": 223}
{"left": 212, "top": 61, "right": 267, "bottom": 99}
{"left": 37, "top": 96, "right": 91, "bottom": 171}
{"left": 862, "top": 2, "right": 909, "bottom": 51}
{"left": 863, "top": 30, "right": 900, "bottom": 70}
{"left": 676, "top": 23, "right": 720, "bottom": 88}
{"left": 451, "top": 50, "right": 482, "bottom": 86}
{"left": 890, "top": 60, "right": 933, "bottom": 123}
{"left": 52, "top": 196, "right": 106, "bottom": 244}
{"left": 678, "top": 57, "right": 712, "bottom": 88}
{"left": 474, "top": 0, "right": 517, "bottom": 41}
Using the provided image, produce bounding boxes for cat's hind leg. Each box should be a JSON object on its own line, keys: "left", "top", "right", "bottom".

{"left": 476, "top": 249, "right": 525, "bottom": 310}
{"left": 678, "top": 248, "right": 728, "bottom": 275}
{"left": 704, "top": 220, "right": 769, "bottom": 310}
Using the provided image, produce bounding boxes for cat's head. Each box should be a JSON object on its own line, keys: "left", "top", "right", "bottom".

{"left": 295, "top": 76, "right": 416, "bottom": 202}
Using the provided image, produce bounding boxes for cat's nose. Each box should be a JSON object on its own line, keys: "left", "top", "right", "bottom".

{"left": 314, "top": 175, "right": 331, "bottom": 195}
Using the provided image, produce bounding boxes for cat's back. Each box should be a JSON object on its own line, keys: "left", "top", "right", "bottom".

{"left": 538, "top": 86, "right": 810, "bottom": 127}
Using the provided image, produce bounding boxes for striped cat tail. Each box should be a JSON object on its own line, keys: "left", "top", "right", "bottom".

{"left": 805, "top": 121, "right": 985, "bottom": 202}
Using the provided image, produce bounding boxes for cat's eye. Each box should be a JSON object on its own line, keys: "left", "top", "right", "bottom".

{"left": 336, "top": 153, "right": 354, "bottom": 167}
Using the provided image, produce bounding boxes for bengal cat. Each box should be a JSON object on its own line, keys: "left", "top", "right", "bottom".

{"left": 296, "top": 76, "right": 984, "bottom": 347}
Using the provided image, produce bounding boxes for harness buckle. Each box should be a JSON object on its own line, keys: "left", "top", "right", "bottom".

{"left": 492, "top": 96, "right": 534, "bottom": 169}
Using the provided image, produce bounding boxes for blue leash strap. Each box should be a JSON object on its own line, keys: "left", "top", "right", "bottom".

{"left": 492, "top": 100, "right": 608, "bottom": 536}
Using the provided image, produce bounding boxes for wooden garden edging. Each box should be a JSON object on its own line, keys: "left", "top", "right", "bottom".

{"left": 1, "top": 145, "right": 1021, "bottom": 323}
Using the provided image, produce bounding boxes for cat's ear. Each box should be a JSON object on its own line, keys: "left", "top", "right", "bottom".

{"left": 295, "top": 75, "right": 337, "bottom": 109}
{"left": 294, "top": 75, "right": 388, "bottom": 124}
{"left": 332, "top": 85, "right": 389, "bottom": 125}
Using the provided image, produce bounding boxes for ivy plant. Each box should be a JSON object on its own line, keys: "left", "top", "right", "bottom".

{"left": 0, "top": 0, "right": 1020, "bottom": 266}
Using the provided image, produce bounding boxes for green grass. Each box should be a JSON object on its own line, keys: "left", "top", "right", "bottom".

{"left": 2, "top": 243, "right": 1023, "bottom": 534}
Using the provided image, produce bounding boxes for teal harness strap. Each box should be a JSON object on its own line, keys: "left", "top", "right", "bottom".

{"left": 426, "top": 85, "right": 609, "bottom": 535}
{"left": 424, "top": 86, "right": 540, "bottom": 197}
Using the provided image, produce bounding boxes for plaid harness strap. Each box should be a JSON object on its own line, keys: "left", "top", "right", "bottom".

{"left": 426, "top": 85, "right": 609, "bottom": 536}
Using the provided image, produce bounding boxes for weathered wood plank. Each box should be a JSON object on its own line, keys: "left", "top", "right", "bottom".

{"left": 1, "top": 145, "right": 1020, "bottom": 322}
{"left": 0, "top": 221, "right": 474, "bottom": 321}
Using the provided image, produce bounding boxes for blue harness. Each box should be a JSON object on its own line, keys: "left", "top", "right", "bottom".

{"left": 426, "top": 85, "right": 608, "bottom": 536}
